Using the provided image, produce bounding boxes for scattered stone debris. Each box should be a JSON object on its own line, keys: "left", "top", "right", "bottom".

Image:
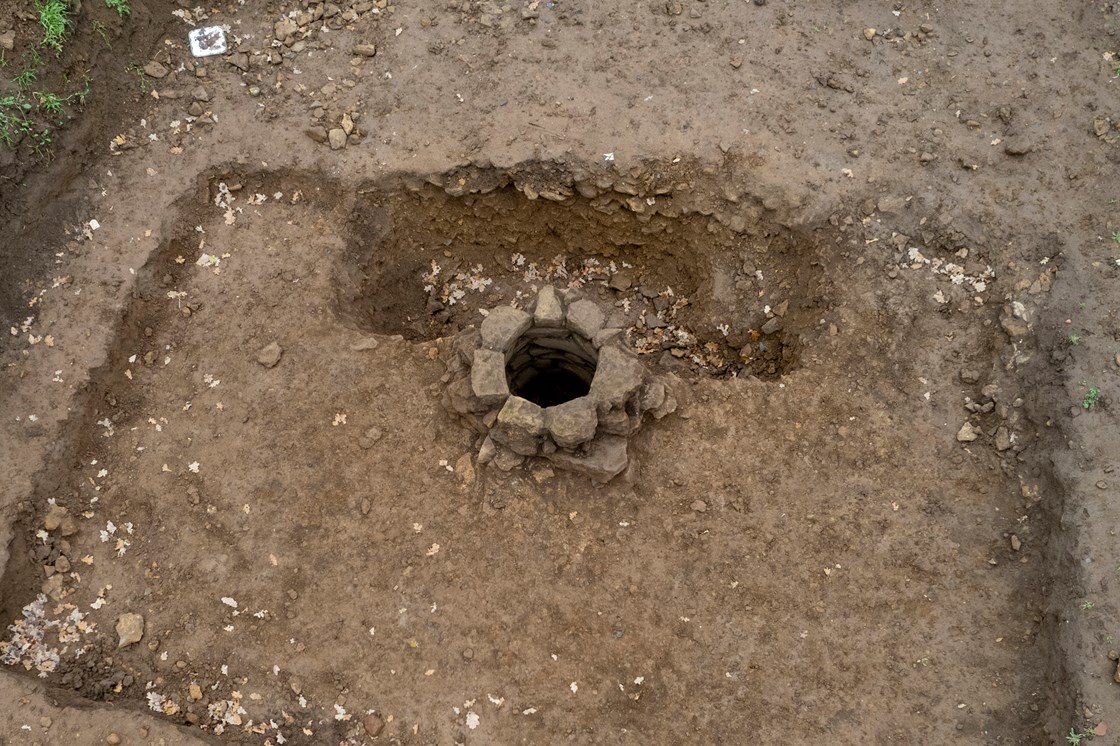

{"left": 956, "top": 422, "right": 979, "bottom": 443}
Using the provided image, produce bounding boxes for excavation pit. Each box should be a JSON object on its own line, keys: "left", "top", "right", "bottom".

{"left": 337, "top": 184, "right": 813, "bottom": 381}
{"left": 0, "top": 166, "right": 1059, "bottom": 744}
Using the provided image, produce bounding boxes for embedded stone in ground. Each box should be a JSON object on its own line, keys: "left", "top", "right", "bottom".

{"left": 544, "top": 396, "right": 598, "bottom": 448}
{"left": 590, "top": 346, "right": 646, "bottom": 411}
{"left": 492, "top": 396, "right": 547, "bottom": 456}
{"left": 533, "top": 285, "right": 564, "bottom": 327}
{"left": 470, "top": 349, "right": 510, "bottom": 406}
{"left": 546, "top": 434, "right": 630, "bottom": 483}
{"left": 481, "top": 306, "right": 532, "bottom": 352}
{"left": 566, "top": 299, "right": 605, "bottom": 339}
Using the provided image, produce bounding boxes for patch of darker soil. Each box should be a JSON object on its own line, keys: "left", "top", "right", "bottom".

{"left": 0, "top": 0, "right": 179, "bottom": 328}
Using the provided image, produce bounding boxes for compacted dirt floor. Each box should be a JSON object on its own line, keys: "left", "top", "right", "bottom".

{"left": 2, "top": 1, "right": 1120, "bottom": 745}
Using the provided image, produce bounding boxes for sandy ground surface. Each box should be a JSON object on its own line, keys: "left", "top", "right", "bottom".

{"left": 1, "top": 1, "right": 1120, "bottom": 744}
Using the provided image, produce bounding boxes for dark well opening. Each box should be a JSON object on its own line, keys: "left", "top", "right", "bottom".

{"left": 507, "top": 329, "right": 598, "bottom": 408}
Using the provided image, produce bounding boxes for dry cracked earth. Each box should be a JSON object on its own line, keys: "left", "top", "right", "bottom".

{"left": 2, "top": 1, "right": 1120, "bottom": 745}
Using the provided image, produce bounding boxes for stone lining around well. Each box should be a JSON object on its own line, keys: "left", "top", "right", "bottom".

{"left": 441, "top": 287, "right": 677, "bottom": 483}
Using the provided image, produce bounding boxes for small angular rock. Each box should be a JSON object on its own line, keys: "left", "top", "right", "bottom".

{"left": 143, "top": 61, "right": 169, "bottom": 79}
{"left": 328, "top": 128, "right": 347, "bottom": 150}
{"left": 274, "top": 18, "right": 299, "bottom": 42}
{"left": 116, "top": 613, "right": 145, "bottom": 648}
{"left": 363, "top": 713, "right": 385, "bottom": 737}
{"left": 43, "top": 504, "right": 68, "bottom": 531}
{"left": 492, "top": 447, "right": 525, "bottom": 471}
{"left": 956, "top": 422, "right": 979, "bottom": 442}
{"left": 533, "top": 286, "right": 564, "bottom": 327}
{"left": 1001, "top": 317, "right": 1028, "bottom": 337}
{"left": 257, "top": 341, "right": 283, "bottom": 368}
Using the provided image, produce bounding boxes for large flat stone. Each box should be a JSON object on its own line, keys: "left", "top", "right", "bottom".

{"left": 590, "top": 346, "right": 645, "bottom": 411}
{"left": 481, "top": 306, "right": 532, "bottom": 352}
{"left": 470, "top": 349, "right": 510, "bottom": 407}
{"left": 566, "top": 299, "right": 605, "bottom": 339}
{"left": 546, "top": 435, "right": 629, "bottom": 483}
{"left": 544, "top": 396, "right": 598, "bottom": 448}
{"left": 492, "top": 396, "right": 546, "bottom": 456}
{"left": 534, "top": 285, "right": 564, "bottom": 327}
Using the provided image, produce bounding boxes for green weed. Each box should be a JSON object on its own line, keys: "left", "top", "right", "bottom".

{"left": 34, "top": 0, "right": 71, "bottom": 54}
{"left": 0, "top": 50, "right": 7, "bottom": 69}
{"left": 105, "top": 0, "right": 131, "bottom": 16}
{"left": 66, "top": 77, "right": 91, "bottom": 109}
{"left": 1066, "top": 727, "right": 1094, "bottom": 745}
{"left": 31, "top": 126, "right": 52, "bottom": 159}
{"left": 1068, "top": 334, "right": 1082, "bottom": 346}
{"left": 91, "top": 20, "right": 112, "bottom": 49}
{"left": 1111, "top": 230, "right": 1120, "bottom": 244}
{"left": 13, "top": 67, "right": 37, "bottom": 90}
{"left": 1081, "top": 600, "right": 1095, "bottom": 610}
{"left": 0, "top": 95, "right": 35, "bottom": 147}
{"left": 35, "top": 91, "right": 62, "bottom": 115}
{"left": 1082, "top": 388, "right": 1101, "bottom": 410}
{"left": 127, "top": 63, "right": 150, "bottom": 92}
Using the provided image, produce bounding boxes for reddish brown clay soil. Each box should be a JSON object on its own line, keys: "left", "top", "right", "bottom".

{"left": 1, "top": 1, "right": 1120, "bottom": 745}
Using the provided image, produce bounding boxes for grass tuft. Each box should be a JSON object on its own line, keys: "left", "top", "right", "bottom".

{"left": 105, "top": 0, "right": 131, "bottom": 16}
{"left": 34, "top": 0, "right": 71, "bottom": 54}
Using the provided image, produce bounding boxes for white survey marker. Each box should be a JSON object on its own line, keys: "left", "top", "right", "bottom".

{"left": 188, "top": 26, "right": 227, "bottom": 58}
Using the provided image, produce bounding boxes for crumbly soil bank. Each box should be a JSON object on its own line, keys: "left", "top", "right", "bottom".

{"left": 2, "top": 1, "right": 1119, "bottom": 744}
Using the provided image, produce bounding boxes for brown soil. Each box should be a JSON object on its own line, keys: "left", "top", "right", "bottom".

{"left": 1, "top": 1, "right": 1119, "bottom": 744}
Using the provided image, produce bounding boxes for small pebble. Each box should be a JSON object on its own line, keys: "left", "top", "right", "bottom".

{"left": 362, "top": 713, "right": 385, "bottom": 737}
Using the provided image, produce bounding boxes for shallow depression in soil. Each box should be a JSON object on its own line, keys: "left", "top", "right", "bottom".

{"left": 336, "top": 185, "right": 823, "bottom": 380}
